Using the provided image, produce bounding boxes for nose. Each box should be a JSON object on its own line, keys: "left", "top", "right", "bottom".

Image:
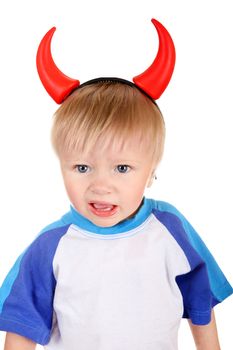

{"left": 89, "top": 175, "right": 113, "bottom": 195}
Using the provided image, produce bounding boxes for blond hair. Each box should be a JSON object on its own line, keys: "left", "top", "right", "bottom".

{"left": 51, "top": 81, "right": 165, "bottom": 166}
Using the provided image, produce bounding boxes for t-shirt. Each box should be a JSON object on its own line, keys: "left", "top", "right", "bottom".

{"left": 0, "top": 198, "right": 232, "bottom": 350}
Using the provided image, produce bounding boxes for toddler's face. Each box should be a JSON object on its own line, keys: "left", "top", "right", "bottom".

{"left": 59, "top": 137, "right": 156, "bottom": 227}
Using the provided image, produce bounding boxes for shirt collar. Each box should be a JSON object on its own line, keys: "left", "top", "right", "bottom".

{"left": 69, "top": 197, "right": 153, "bottom": 235}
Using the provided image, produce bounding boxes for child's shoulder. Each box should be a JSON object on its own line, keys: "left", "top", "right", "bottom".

{"left": 148, "top": 198, "right": 198, "bottom": 243}
{"left": 28, "top": 211, "right": 73, "bottom": 251}
{"left": 148, "top": 198, "right": 186, "bottom": 221}
{"left": 39, "top": 211, "right": 72, "bottom": 235}
{"left": 38, "top": 206, "right": 78, "bottom": 235}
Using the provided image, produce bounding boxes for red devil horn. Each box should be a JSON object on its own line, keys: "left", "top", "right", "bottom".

{"left": 36, "top": 27, "right": 80, "bottom": 104}
{"left": 133, "top": 19, "right": 176, "bottom": 100}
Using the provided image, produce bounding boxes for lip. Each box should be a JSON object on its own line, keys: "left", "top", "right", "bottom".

{"left": 88, "top": 202, "right": 118, "bottom": 218}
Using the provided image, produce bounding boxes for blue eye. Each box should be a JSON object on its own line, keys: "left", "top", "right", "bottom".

{"left": 76, "top": 165, "right": 89, "bottom": 173}
{"left": 116, "top": 165, "right": 130, "bottom": 173}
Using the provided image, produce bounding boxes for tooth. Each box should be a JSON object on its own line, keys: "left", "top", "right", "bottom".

{"left": 93, "top": 203, "right": 113, "bottom": 210}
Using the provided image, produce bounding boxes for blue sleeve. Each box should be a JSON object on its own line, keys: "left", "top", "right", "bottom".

{"left": 0, "top": 224, "right": 69, "bottom": 345}
{"left": 152, "top": 200, "right": 233, "bottom": 325}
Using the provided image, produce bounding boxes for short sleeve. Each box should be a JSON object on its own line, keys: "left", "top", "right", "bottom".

{"left": 152, "top": 200, "right": 233, "bottom": 325}
{"left": 0, "top": 224, "right": 69, "bottom": 345}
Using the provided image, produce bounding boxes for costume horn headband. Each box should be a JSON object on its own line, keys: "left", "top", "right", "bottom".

{"left": 36, "top": 19, "right": 175, "bottom": 104}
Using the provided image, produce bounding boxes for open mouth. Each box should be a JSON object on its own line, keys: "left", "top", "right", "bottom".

{"left": 88, "top": 202, "right": 118, "bottom": 217}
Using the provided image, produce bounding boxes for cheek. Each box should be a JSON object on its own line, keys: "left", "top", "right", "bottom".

{"left": 123, "top": 177, "right": 148, "bottom": 200}
{"left": 127, "top": 173, "right": 150, "bottom": 190}
{"left": 66, "top": 183, "right": 76, "bottom": 199}
{"left": 63, "top": 176, "right": 81, "bottom": 200}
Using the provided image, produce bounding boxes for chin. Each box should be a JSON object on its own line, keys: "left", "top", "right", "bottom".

{"left": 88, "top": 214, "right": 121, "bottom": 227}
{"left": 92, "top": 219, "right": 119, "bottom": 228}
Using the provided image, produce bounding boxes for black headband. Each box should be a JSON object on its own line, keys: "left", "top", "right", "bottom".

{"left": 79, "top": 77, "right": 157, "bottom": 104}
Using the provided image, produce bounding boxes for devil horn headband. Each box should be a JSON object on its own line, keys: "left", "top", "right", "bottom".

{"left": 36, "top": 19, "right": 175, "bottom": 104}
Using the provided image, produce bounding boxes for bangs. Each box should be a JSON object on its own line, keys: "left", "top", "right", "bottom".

{"left": 51, "top": 82, "right": 165, "bottom": 164}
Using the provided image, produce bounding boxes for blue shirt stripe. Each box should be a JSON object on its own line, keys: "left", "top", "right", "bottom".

{"left": 152, "top": 200, "right": 233, "bottom": 303}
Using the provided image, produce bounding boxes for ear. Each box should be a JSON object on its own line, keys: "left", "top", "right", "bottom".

{"left": 147, "top": 169, "right": 156, "bottom": 188}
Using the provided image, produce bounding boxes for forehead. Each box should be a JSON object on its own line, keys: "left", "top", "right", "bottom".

{"left": 61, "top": 133, "right": 154, "bottom": 163}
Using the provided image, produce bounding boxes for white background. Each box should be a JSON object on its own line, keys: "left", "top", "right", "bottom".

{"left": 0, "top": 0, "right": 232, "bottom": 348}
